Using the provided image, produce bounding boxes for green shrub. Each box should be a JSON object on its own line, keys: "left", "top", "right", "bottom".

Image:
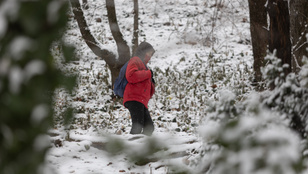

{"left": 0, "top": 1, "right": 76, "bottom": 173}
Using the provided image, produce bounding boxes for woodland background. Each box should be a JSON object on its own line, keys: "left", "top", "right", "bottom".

{"left": 0, "top": 0, "right": 308, "bottom": 173}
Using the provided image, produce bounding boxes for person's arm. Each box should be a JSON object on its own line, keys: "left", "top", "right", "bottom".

{"left": 126, "top": 61, "right": 151, "bottom": 84}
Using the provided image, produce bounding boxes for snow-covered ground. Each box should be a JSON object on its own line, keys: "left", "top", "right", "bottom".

{"left": 46, "top": 0, "right": 254, "bottom": 173}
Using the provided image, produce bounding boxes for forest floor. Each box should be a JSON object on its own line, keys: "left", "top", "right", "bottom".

{"left": 46, "top": 0, "right": 253, "bottom": 173}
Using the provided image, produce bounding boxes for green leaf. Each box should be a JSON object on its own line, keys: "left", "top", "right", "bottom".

{"left": 62, "top": 43, "right": 76, "bottom": 62}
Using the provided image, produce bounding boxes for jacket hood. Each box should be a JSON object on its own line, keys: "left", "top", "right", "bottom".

{"left": 133, "top": 42, "right": 155, "bottom": 61}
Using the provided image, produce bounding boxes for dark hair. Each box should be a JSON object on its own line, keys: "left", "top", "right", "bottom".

{"left": 133, "top": 42, "right": 155, "bottom": 60}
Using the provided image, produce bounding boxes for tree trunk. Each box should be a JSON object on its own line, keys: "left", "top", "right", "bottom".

{"left": 268, "top": 0, "right": 306, "bottom": 138}
{"left": 267, "top": 0, "right": 292, "bottom": 76}
{"left": 70, "top": 0, "right": 129, "bottom": 86}
{"left": 106, "top": 0, "right": 131, "bottom": 65}
{"left": 132, "top": 0, "right": 139, "bottom": 55}
{"left": 70, "top": 0, "right": 116, "bottom": 66}
{"left": 290, "top": 0, "right": 308, "bottom": 73}
{"left": 248, "top": 0, "right": 268, "bottom": 89}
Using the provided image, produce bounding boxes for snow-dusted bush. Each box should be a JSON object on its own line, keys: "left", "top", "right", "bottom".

{"left": 210, "top": 112, "right": 304, "bottom": 174}
{"left": 261, "top": 52, "right": 289, "bottom": 89}
{"left": 262, "top": 54, "right": 308, "bottom": 138}
{"left": 204, "top": 90, "right": 241, "bottom": 122}
{"left": 52, "top": 48, "right": 253, "bottom": 134}
{"left": 187, "top": 52, "right": 308, "bottom": 174}
{"left": 193, "top": 92, "right": 305, "bottom": 174}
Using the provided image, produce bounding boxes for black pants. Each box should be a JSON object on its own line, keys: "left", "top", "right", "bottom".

{"left": 124, "top": 101, "right": 154, "bottom": 136}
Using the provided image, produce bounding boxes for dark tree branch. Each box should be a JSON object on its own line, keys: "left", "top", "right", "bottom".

{"left": 267, "top": 0, "right": 292, "bottom": 75}
{"left": 70, "top": 0, "right": 116, "bottom": 66}
{"left": 290, "top": 0, "right": 308, "bottom": 72}
{"left": 106, "top": 0, "right": 130, "bottom": 65}
{"left": 248, "top": 0, "right": 268, "bottom": 87}
{"left": 82, "top": 0, "right": 89, "bottom": 9}
{"left": 132, "top": 0, "right": 139, "bottom": 55}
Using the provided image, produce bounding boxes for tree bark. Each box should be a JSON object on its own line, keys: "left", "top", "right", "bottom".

{"left": 106, "top": 0, "right": 131, "bottom": 65}
{"left": 268, "top": 0, "right": 306, "bottom": 138}
{"left": 267, "top": 0, "right": 292, "bottom": 76}
{"left": 70, "top": 0, "right": 116, "bottom": 67}
{"left": 290, "top": 0, "right": 308, "bottom": 73}
{"left": 132, "top": 0, "right": 139, "bottom": 55}
{"left": 248, "top": 0, "right": 268, "bottom": 88}
{"left": 70, "top": 0, "right": 132, "bottom": 86}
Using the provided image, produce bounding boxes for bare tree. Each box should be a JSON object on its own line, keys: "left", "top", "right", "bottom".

{"left": 266, "top": 0, "right": 306, "bottom": 137}
{"left": 106, "top": 0, "right": 131, "bottom": 62}
{"left": 132, "top": 0, "right": 139, "bottom": 55}
{"left": 267, "top": 0, "right": 292, "bottom": 76}
{"left": 247, "top": 0, "right": 268, "bottom": 88}
{"left": 70, "top": 0, "right": 140, "bottom": 86}
{"left": 290, "top": 0, "right": 308, "bottom": 73}
{"left": 247, "top": 0, "right": 308, "bottom": 138}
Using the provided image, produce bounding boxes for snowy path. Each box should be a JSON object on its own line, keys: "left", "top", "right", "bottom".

{"left": 46, "top": 128, "right": 201, "bottom": 174}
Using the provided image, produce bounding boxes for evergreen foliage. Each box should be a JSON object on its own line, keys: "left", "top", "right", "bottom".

{"left": 262, "top": 54, "right": 308, "bottom": 138}
{"left": 0, "top": 1, "right": 76, "bottom": 173}
{"left": 193, "top": 91, "right": 305, "bottom": 174}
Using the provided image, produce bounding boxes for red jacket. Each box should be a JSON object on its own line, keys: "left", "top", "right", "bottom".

{"left": 123, "top": 56, "right": 155, "bottom": 108}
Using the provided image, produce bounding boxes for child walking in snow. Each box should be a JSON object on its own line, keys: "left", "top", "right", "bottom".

{"left": 123, "top": 42, "right": 156, "bottom": 136}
